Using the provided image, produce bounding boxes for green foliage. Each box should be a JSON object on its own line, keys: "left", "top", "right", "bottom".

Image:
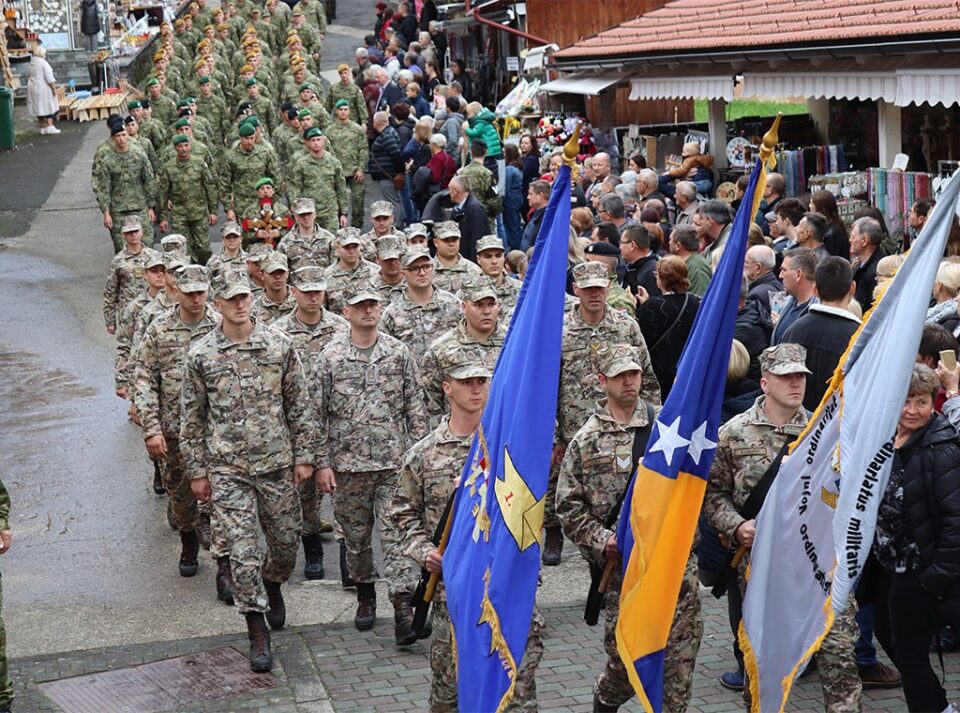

{"left": 693, "top": 99, "right": 808, "bottom": 123}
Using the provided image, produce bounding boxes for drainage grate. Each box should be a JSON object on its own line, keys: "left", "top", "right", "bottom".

{"left": 39, "top": 647, "right": 280, "bottom": 713}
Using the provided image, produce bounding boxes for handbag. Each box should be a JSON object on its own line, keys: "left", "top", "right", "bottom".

{"left": 392, "top": 173, "right": 406, "bottom": 190}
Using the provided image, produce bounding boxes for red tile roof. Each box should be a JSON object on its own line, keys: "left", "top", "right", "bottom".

{"left": 554, "top": 0, "right": 960, "bottom": 59}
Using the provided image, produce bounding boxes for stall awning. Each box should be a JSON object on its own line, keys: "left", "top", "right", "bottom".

{"left": 539, "top": 71, "right": 624, "bottom": 96}
{"left": 628, "top": 76, "right": 733, "bottom": 102}
{"left": 523, "top": 43, "right": 559, "bottom": 72}
{"left": 895, "top": 70, "right": 960, "bottom": 107}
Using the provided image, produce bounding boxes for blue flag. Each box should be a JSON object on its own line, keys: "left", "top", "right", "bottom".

{"left": 442, "top": 158, "right": 572, "bottom": 711}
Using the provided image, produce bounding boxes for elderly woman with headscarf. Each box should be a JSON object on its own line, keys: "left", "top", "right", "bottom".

{"left": 27, "top": 45, "right": 60, "bottom": 135}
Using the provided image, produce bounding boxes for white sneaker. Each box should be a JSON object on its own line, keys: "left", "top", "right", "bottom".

{"left": 47, "top": 125, "right": 61, "bottom": 135}
{"left": 39, "top": 126, "right": 49, "bottom": 135}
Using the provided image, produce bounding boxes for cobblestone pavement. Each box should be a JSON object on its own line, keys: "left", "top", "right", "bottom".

{"left": 10, "top": 587, "right": 953, "bottom": 712}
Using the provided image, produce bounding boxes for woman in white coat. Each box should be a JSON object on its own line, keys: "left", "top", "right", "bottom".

{"left": 27, "top": 46, "right": 60, "bottom": 135}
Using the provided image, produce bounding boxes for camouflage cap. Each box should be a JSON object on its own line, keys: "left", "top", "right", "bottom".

{"left": 371, "top": 200, "right": 394, "bottom": 218}
{"left": 245, "top": 242, "right": 273, "bottom": 261}
{"left": 599, "top": 344, "right": 643, "bottom": 377}
{"left": 573, "top": 260, "right": 610, "bottom": 289}
{"left": 376, "top": 235, "right": 403, "bottom": 260}
{"left": 121, "top": 215, "right": 142, "bottom": 232}
{"left": 143, "top": 249, "right": 166, "bottom": 270}
{"left": 402, "top": 245, "right": 432, "bottom": 268}
{"left": 476, "top": 234, "right": 504, "bottom": 253}
{"left": 293, "top": 266, "right": 326, "bottom": 292}
{"left": 344, "top": 281, "right": 382, "bottom": 306}
{"left": 433, "top": 221, "right": 461, "bottom": 240}
{"left": 261, "top": 251, "right": 289, "bottom": 274}
{"left": 759, "top": 343, "right": 812, "bottom": 376}
{"left": 447, "top": 359, "right": 492, "bottom": 380}
{"left": 406, "top": 223, "right": 428, "bottom": 238}
{"left": 220, "top": 221, "right": 242, "bottom": 237}
{"left": 337, "top": 227, "right": 362, "bottom": 247}
{"left": 460, "top": 275, "right": 498, "bottom": 303}
{"left": 291, "top": 197, "right": 316, "bottom": 214}
{"left": 177, "top": 264, "right": 210, "bottom": 293}
{"left": 214, "top": 269, "right": 252, "bottom": 299}
{"left": 160, "top": 234, "right": 187, "bottom": 251}
{"left": 291, "top": 5, "right": 304, "bottom": 15}
{"left": 164, "top": 251, "right": 188, "bottom": 272}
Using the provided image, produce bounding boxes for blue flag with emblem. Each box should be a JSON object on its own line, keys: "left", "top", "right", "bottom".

{"left": 613, "top": 118, "right": 782, "bottom": 712}
{"left": 442, "top": 128, "right": 577, "bottom": 712}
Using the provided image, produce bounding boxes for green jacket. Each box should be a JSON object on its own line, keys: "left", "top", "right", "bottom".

{"left": 464, "top": 108, "right": 502, "bottom": 158}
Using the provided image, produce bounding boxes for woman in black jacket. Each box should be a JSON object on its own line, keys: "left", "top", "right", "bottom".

{"left": 635, "top": 255, "right": 700, "bottom": 401}
{"left": 872, "top": 363, "right": 960, "bottom": 712}
{"left": 80, "top": 0, "right": 100, "bottom": 51}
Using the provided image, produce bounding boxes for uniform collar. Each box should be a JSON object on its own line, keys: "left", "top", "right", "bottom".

{"left": 743, "top": 396, "right": 808, "bottom": 431}
{"left": 595, "top": 398, "right": 653, "bottom": 429}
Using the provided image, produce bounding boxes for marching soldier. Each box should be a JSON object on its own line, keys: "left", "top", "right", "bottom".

{"left": 704, "top": 344, "right": 862, "bottom": 712}
{"left": 326, "top": 64, "right": 368, "bottom": 127}
{"left": 93, "top": 123, "right": 157, "bottom": 252}
{"left": 287, "top": 127, "right": 350, "bottom": 234}
{"left": 557, "top": 345, "right": 701, "bottom": 712}
{"left": 157, "top": 134, "right": 219, "bottom": 264}
{"left": 325, "top": 99, "right": 368, "bottom": 229}
{"left": 221, "top": 122, "right": 282, "bottom": 222}
{"left": 239, "top": 177, "right": 291, "bottom": 249}
{"left": 103, "top": 217, "right": 159, "bottom": 336}
{"left": 181, "top": 270, "right": 315, "bottom": 673}
{"left": 372, "top": 235, "right": 406, "bottom": 304}
{"left": 475, "top": 235, "right": 520, "bottom": 322}
{"left": 381, "top": 246, "right": 462, "bottom": 363}
{"left": 322, "top": 229, "right": 380, "bottom": 314}
{"left": 206, "top": 221, "right": 248, "bottom": 280}
{"left": 357, "top": 200, "right": 397, "bottom": 261}
{"left": 251, "top": 252, "right": 296, "bottom": 324}
{"left": 431, "top": 221, "right": 482, "bottom": 294}
{"left": 313, "top": 281, "right": 428, "bottom": 644}
{"left": 277, "top": 198, "right": 337, "bottom": 271}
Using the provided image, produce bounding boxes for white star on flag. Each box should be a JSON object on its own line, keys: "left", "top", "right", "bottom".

{"left": 648, "top": 415, "right": 690, "bottom": 467}
{"left": 687, "top": 421, "right": 718, "bottom": 465}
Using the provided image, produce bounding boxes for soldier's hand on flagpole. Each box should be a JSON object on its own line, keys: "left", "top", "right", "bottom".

{"left": 426, "top": 548, "right": 443, "bottom": 574}
{"left": 604, "top": 534, "right": 619, "bottom": 561}
{"left": 315, "top": 467, "right": 337, "bottom": 493}
{"left": 735, "top": 519, "right": 756, "bottom": 548}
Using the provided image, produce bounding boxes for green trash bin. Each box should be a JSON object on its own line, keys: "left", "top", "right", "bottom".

{"left": 0, "top": 86, "right": 13, "bottom": 151}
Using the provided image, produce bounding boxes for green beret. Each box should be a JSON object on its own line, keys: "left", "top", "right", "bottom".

{"left": 173, "top": 134, "right": 191, "bottom": 145}
{"left": 146, "top": 78, "right": 160, "bottom": 87}
{"left": 238, "top": 123, "right": 256, "bottom": 137}
{"left": 298, "top": 82, "right": 312, "bottom": 92}
{"left": 245, "top": 78, "right": 258, "bottom": 87}
{"left": 303, "top": 127, "right": 322, "bottom": 140}
{"left": 334, "top": 99, "right": 349, "bottom": 109}
{"left": 255, "top": 177, "right": 274, "bottom": 189}
{"left": 177, "top": 99, "right": 190, "bottom": 108}
{"left": 198, "top": 76, "right": 210, "bottom": 84}
{"left": 245, "top": 115, "right": 260, "bottom": 127}
{"left": 297, "top": 108, "right": 311, "bottom": 120}
{"left": 127, "top": 99, "right": 142, "bottom": 110}
{"left": 173, "top": 117, "right": 190, "bottom": 129}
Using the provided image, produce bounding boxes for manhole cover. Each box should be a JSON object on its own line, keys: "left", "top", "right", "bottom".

{"left": 39, "top": 647, "right": 280, "bottom": 713}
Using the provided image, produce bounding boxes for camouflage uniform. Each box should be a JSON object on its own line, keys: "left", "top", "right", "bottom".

{"left": 251, "top": 290, "right": 296, "bottom": 324}
{"left": 0, "top": 475, "right": 11, "bottom": 709}
{"left": 180, "top": 313, "right": 314, "bottom": 614}
{"left": 381, "top": 288, "right": 463, "bottom": 363}
{"left": 557, "top": 397, "right": 702, "bottom": 711}
{"left": 433, "top": 256, "right": 483, "bottom": 295}
{"left": 373, "top": 274, "right": 406, "bottom": 305}
{"left": 195, "top": 92, "right": 230, "bottom": 145}
{"left": 116, "top": 289, "right": 157, "bottom": 392}
{"left": 221, "top": 141, "right": 282, "bottom": 214}
{"left": 103, "top": 246, "right": 158, "bottom": 331}
{"left": 157, "top": 152, "right": 219, "bottom": 264}
{"left": 287, "top": 151, "right": 349, "bottom": 233}
{"left": 206, "top": 247, "right": 248, "bottom": 281}
{"left": 277, "top": 225, "right": 337, "bottom": 270}
{"left": 324, "top": 118, "right": 368, "bottom": 228}
{"left": 92, "top": 145, "right": 157, "bottom": 251}
{"left": 313, "top": 327, "right": 429, "bottom": 602}
{"left": 490, "top": 276, "right": 520, "bottom": 325}
{"left": 457, "top": 159, "right": 500, "bottom": 224}
{"left": 325, "top": 82, "right": 367, "bottom": 125}
{"left": 421, "top": 320, "right": 506, "bottom": 421}
{"left": 134, "top": 301, "right": 220, "bottom": 533}
{"left": 703, "top": 392, "right": 862, "bottom": 713}
{"left": 388, "top": 415, "right": 543, "bottom": 712}
{"left": 322, "top": 258, "right": 380, "bottom": 315}
{"left": 297, "top": 0, "right": 326, "bottom": 35}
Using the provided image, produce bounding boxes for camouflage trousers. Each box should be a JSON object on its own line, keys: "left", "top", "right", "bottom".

{"left": 316, "top": 211, "right": 341, "bottom": 235}
{"left": 430, "top": 598, "right": 543, "bottom": 712}
{"left": 597, "top": 553, "right": 703, "bottom": 711}
{"left": 740, "top": 570, "right": 862, "bottom": 712}
{"left": 544, "top": 458, "right": 562, "bottom": 529}
{"left": 160, "top": 438, "right": 200, "bottom": 533}
{"left": 110, "top": 209, "right": 154, "bottom": 253}
{"left": 0, "top": 575, "right": 11, "bottom": 707}
{"left": 298, "top": 477, "right": 324, "bottom": 537}
{"left": 169, "top": 216, "right": 212, "bottom": 265}
{"left": 209, "top": 466, "right": 302, "bottom": 614}
{"left": 346, "top": 176, "right": 365, "bottom": 229}
{"left": 333, "top": 469, "right": 416, "bottom": 602}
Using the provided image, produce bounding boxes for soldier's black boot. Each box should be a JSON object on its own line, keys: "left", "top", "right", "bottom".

{"left": 302, "top": 534, "right": 325, "bottom": 580}
{"left": 197, "top": 511, "right": 212, "bottom": 550}
{"left": 593, "top": 694, "right": 619, "bottom": 712}
{"left": 178, "top": 530, "right": 200, "bottom": 577}
{"left": 542, "top": 526, "right": 563, "bottom": 566}
{"left": 264, "top": 580, "right": 286, "bottom": 630}
{"left": 216, "top": 556, "right": 234, "bottom": 605}
{"left": 339, "top": 540, "right": 356, "bottom": 589}
{"left": 245, "top": 612, "right": 273, "bottom": 673}
{"left": 152, "top": 461, "right": 165, "bottom": 495}
{"left": 393, "top": 594, "right": 416, "bottom": 647}
{"left": 355, "top": 583, "right": 377, "bottom": 631}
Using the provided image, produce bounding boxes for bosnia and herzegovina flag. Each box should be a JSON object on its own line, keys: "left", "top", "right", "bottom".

{"left": 442, "top": 145, "right": 572, "bottom": 711}
{"left": 614, "top": 132, "right": 775, "bottom": 712}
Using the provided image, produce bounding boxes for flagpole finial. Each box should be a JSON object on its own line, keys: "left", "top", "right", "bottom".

{"left": 759, "top": 113, "right": 782, "bottom": 165}
{"left": 562, "top": 122, "right": 581, "bottom": 168}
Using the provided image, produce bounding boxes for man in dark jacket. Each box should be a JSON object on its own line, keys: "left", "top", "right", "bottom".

{"left": 782, "top": 256, "right": 860, "bottom": 412}
{"left": 744, "top": 245, "right": 783, "bottom": 312}
{"left": 850, "top": 216, "right": 884, "bottom": 313}
{"left": 448, "top": 176, "right": 486, "bottom": 262}
{"left": 734, "top": 276, "right": 772, "bottom": 381}
{"left": 520, "top": 180, "right": 550, "bottom": 251}
{"left": 374, "top": 67, "right": 404, "bottom": 113}
{"left": 369, "top": 111, "right": 405, "bottom": 225}
{"left": 395, "top": 2, "right": 419, "bottom": 45}
{"left": 620, "top": 223, "right": 661, "bottom": 298}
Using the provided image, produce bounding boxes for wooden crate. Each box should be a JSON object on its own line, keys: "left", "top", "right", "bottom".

{"left": 71, "top": 91, "right": 128, "bottom": 122}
